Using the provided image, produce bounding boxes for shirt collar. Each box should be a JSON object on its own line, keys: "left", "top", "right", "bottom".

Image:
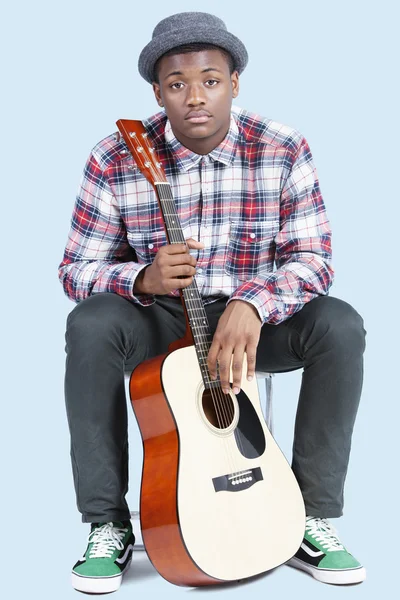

{"left": 164, "top": 113, "right": 239, "bottom": 172}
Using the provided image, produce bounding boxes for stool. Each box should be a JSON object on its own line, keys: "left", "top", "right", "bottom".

{"left": 124, "top": 370, "right": 275, "bottom": 550}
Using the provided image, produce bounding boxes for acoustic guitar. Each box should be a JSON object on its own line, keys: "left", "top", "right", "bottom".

{"left": 116, "top": 118, "right": 305, "bottom": 587}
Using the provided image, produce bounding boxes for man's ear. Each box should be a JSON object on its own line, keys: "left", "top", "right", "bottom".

{"left": 231, "top": 71, "right": 239, "bottom": 99}
{"left": 152, "top": 83, "right": 164, "bottom": 107}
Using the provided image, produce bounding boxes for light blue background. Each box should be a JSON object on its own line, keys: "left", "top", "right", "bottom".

{"left": 2, "top": 0, "right": 398, "bottom": 598}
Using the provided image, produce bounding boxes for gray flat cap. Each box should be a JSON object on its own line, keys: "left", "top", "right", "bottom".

{"left": 138, "top": 12, "right": 248, "bottom": 84}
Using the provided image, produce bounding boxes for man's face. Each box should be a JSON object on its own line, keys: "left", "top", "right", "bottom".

{"left": 152, "top": 49, "right": 239, "bottom": 154}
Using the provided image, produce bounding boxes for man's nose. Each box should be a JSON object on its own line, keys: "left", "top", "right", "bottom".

{"left": 186, "top": 84, "right": 206, "bottom": 106}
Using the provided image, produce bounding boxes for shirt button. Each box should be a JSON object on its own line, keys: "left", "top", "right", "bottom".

{"left": 148, "top": 243, "right": 154, "bottom": 249}
{"left": 250, "top": 233, "right": 256, "bottom": 239}
{"left": 197, "top": 268, "right": 203, "bottom": 274}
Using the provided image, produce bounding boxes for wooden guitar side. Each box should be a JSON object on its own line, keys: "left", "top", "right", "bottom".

{"left": 129, "top": 352, "right": 222, "bottom": 586}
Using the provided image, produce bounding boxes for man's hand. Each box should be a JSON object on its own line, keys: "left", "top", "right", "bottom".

{"left": 134, "top": 238, "right": 205, "bottom": 295}
{"left": 207, "top": 300, "right": 262, "bottom": 395}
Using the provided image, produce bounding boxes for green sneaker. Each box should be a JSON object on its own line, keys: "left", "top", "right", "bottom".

{"left": 286, "top": 516, "right": 366, "bottom": 585}
{"left": 72, "top": 521, "right": 135, "bottom": 593}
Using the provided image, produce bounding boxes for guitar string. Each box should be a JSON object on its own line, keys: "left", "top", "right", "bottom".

{"left": 149, "top": 148, "right": 245, "bottom": 459}
{"left": 157, "top": 184, "right": 242, "bottom": 477}
{"left": 155, "top": 175, "right": 246, "bottom": 475}
{"left": 137, "top": 133, "right": 245, "bottom": 477}
{"left": 156, "top": 185, "right": 232, "bottom": 426}
{"left": 138, "top": 147, "right": 229, "bottom": 434}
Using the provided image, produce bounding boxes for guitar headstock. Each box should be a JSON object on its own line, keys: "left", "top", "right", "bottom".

{"left": 116, "top": 119, "right": 167, "bottom": 187}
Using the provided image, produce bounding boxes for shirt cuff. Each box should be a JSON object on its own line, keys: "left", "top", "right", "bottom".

{"left": 130, "top": 263, "right": 156, "bottom": 307}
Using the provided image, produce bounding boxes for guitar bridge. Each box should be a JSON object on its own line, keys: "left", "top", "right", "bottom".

{"left": 212, "top": 467, "right": 263, "bottom": 492}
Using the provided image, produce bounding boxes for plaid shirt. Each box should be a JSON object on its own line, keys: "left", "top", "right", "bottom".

{"left": 58, "top": 105, "right": 334, "bottom": 325}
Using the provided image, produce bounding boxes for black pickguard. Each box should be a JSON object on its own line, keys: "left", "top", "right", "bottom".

{"left": 234, "top": 388, "right": 266, "bottom": 458}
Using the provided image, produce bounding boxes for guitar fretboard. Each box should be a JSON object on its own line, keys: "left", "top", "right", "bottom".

{"left": 155, "top": 182, "right": 218, "bottom": 389}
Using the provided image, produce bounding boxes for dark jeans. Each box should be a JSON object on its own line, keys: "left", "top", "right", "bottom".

{"left": 64, "top": 292, "right": 366, "bottom": 523}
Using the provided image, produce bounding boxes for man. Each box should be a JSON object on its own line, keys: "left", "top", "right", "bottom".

{"left": 59, "top": 11, "right": 367, "bottom": 594}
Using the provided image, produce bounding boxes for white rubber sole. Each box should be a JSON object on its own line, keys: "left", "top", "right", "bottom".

{"left": 286, "top": 557, "right": 366, "bottom": 585}
{"left": 71, "top": 558, "right": 131, "bottom": 594}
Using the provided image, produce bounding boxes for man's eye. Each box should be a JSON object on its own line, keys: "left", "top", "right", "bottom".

{"left": 206, "top": 80, "right": 218, "bottom": 86}
{"left": 171, "top": 82, "right": 184, "bottom": 89}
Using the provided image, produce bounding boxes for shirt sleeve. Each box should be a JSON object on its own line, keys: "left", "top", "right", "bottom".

{"left": 58, "top": 152, "right": 156, "bottom": 306}
{"left": 226, "top": 136, "right": 335, "bottom": 325}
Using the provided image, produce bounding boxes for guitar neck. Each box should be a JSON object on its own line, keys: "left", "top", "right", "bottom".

{"left": 115, "top": 119, "right": 219, "bottom": 390}
{"left": 154, "top": 183, "right": 217, "bottom": 390}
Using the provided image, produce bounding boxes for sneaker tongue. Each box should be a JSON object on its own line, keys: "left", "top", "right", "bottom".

{"left": 91, "top": 520, "right": 125, "bottom": 530}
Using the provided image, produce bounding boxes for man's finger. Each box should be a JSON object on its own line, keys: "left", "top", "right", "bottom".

{"left": 246, "top": 343, "right": 258, "bottom": 381}
{"left": 207, "top": 340, "right": 221, "bottom": 381}
{"left": 165, "top": 243, "right": 188, "bottom": 254}
{"left": 185, "top": 237, "right": 205, "bottom": 247}
{"left": 231, "top": 347, "right": 245, "bottom": 394}
{"left": 218, "top": 347, "right": 234, "bottom": 395}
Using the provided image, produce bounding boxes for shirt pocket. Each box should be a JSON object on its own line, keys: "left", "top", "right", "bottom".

{"left": 128, "top": 229, "right": 167, "bottom": 264}
{"left": 224, "top": 220, "right": 278, "bottom": 280}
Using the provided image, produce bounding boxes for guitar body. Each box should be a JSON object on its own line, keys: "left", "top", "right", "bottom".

{"left": 130, "top": 345, "right": 305, "bottom": 586}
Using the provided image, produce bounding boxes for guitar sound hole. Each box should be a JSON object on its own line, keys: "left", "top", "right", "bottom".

{"left": 201, "top": 388, "right": 234, "bottom": 429}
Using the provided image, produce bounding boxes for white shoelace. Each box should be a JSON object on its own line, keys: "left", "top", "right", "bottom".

{"left": 305, "top": 516, "right": 345, "bottom": 552}
{"left": 87, "top": 522, "right": 128, "bottom": 559}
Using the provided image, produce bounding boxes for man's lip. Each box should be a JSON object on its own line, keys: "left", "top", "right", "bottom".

{"left": 185, "top": 111, "right": 212, "bottom": 120}
{"left": 186, "top": 115, "right": 212, "bottom": 124}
